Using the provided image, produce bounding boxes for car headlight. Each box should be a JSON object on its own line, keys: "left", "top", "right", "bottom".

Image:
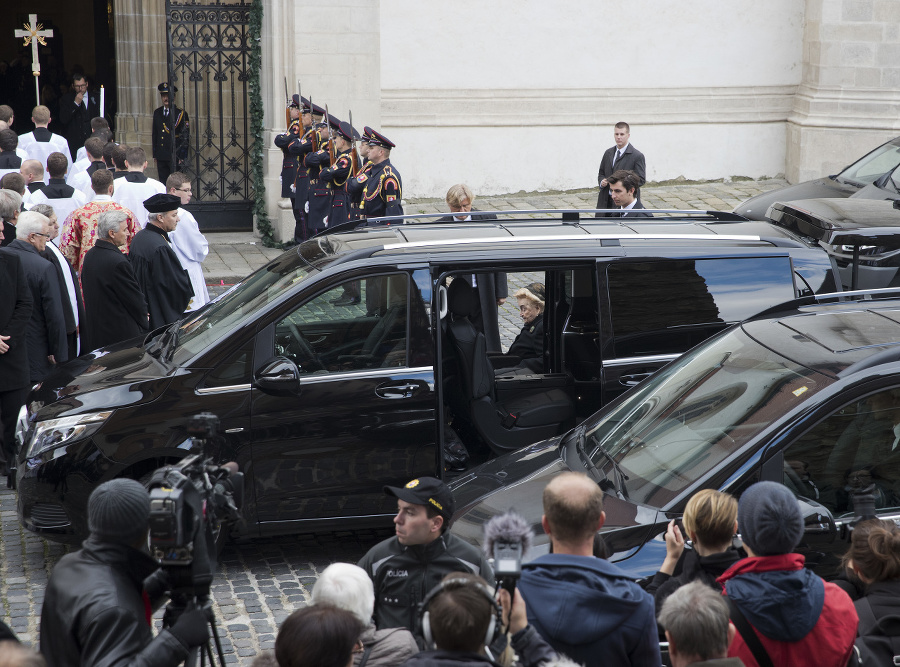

{"left": 26, "top": 411, "right": 113, "bottom": 458}
{"left": 14, "top": 404, "right": 29, "bottom": 450}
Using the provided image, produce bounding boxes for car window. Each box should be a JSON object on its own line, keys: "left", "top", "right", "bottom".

{"left": 840, "top": 142, "right": 900, "bottom": 185}
{"left": 780, "top": 387, "right": 900, "bottom": 520}
{"left": 607, "top": 257, "right": 795, "bottom": 358}
{"left": 275, "top": 273, "right": 410, "bottom": 374}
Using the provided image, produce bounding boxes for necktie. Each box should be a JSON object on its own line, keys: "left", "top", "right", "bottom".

{"left": 164, "top": 108, "right": 169, "bottom": 118}
{"left": 613, "top": 149, "right": 622, "bottom": 167}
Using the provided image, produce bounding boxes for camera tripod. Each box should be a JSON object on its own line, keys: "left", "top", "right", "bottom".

{"left": 163, "top": 592, "right": 227, "bottom": 667}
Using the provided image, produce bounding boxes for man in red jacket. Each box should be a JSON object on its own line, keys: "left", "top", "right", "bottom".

{"left": 718, "top": 481, "right": 858, "bottom": 667}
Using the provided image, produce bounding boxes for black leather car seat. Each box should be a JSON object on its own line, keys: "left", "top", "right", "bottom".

{"left": 445, "top": 278, "right": 575, "bottom": 454}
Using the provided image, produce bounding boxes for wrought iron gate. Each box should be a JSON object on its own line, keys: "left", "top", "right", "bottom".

{"left": 165, "top": 0, "right": 252, "bottom": 231}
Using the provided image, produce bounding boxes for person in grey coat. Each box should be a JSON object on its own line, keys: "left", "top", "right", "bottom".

{"left": 4, "top": 211, "right": 67, "bottom": 383}
{"left": 312, "top": 562, "right": 419, "bottom": 667}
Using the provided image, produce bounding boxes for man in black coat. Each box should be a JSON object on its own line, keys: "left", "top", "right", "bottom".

{"left": 608, "top": 170, "right": 653, "bottom": 219}
{"left": 4, "top": 211, "right": 67, "bottom": 384}
{"left": 58, "top": 74, "right": 100, "bottom": 159}
{"left": 41, "top": 479, "right": 209, "bottom": 666}
{"left": 0, "top": 235, "right": 33, "bottom": 479}
{"left": 81, "top": 210, "right": 149, "bottom": 351}
{"left": 595, "top": 122, "right": 646, "bottom": 217}
{"left": 129, "top": 193, "right": 193, "bottom": 330}
{"left": 151, "top": 83, "right": 190, "bottom": 186}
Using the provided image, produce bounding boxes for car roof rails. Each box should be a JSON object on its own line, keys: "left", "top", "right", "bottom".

{"left": 750, "top": 287, "right": 900, "bottom": 321}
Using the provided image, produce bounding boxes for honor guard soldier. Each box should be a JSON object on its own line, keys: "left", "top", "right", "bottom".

{"left": 358, "top": 129, "right": 402, "bottom": 221}
{"left": 152, "top": 83, "right": 190, "bottom": 185}
{"left": 286, "top": 102, "right": 325, "bottom": 239}
{"left": 348, "top": 127, "right": 375, "bottom": 221}
{"left": 273, "top": 95, "right": 304, "bottom": 242}
{"left": 304, "top": 109, "right": 339, "bottom": 234}
{"left": 317, "top": 121, "right": 359, "bottom": 228}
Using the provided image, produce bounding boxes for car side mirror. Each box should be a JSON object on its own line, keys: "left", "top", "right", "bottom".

{"left": 253, "top": 356, "right": 301, "bottom": 395}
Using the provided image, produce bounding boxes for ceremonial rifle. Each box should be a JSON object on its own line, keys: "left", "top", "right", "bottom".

{"left": 324, "top": 104, "right": 336, "bottom": 166}
{"left": 349, "top": 109, "right": 360, "bottom": 177}
{"left": 283, "top": 77, "right": 292, "bottom": 131}
{"left": 308, "top": 95, "right": 319, "bottom": 151}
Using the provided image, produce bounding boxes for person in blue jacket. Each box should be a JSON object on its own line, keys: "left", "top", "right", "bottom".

{"left": 517, "top": 471, "right": 662, "bottom": 667}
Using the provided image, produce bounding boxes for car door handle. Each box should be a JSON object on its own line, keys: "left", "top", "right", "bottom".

{"left": 620, "top": 372, "right": 653, "bottom": 387}
{"left": 375, "top": 382, "right": 420, "bottom": 399}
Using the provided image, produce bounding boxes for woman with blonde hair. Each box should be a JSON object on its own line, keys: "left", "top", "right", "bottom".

{"left": 647, "top": 489, "right": 743, "bottom": 614}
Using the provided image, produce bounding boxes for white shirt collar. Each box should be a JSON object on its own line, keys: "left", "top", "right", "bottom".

{"left": 616, "top": 143, "right": 629, "bottom": 155}
{"left": 621, "top": 199, "right": 637, "bottom": 211}
{"left": 93, "top": 194, "right": 113, "bottom": 202}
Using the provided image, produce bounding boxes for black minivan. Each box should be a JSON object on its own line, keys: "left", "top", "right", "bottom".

{"left": 16, "top": 211, "right": 838, "bottom": 543}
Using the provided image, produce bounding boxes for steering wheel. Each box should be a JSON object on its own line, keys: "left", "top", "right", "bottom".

{"left": 287, "top": 321, "right": 324, "bottom": 371}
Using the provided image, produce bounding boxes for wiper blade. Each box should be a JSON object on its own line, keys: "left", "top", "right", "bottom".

{"left": 574, "top": 425, "right": 627, "bottom": 499}
{"left": 163, "top": 327, "right": 180, "bottom": 361}
{"left": 592, "top": 439, "right": 630, "bottom": 501}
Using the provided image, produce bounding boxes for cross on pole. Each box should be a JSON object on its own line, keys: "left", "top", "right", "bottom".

{"left": 15, "top": 14, "right": 54, "bottom": 105}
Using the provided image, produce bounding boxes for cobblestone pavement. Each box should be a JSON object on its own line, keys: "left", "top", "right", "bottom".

{"left": 203, "top": 178, "right": 788, "bottom": 284}
{"left": 0, "top": 177, "right": 786, "bottom": 662}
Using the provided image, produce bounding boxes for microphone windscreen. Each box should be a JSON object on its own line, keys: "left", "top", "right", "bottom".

{"left": 483, "top": 511, "right": 533, "bottom": 558}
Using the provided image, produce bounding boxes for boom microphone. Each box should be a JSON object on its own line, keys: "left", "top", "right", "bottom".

{"left": 483, "top": 511, "right": 533, "bottom": 595}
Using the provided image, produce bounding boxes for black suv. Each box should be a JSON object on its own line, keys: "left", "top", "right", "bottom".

{"left": 16, "top": 210, "right": 839, "bottom": 543}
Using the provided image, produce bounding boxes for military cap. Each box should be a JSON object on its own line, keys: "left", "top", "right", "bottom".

{"left": 310, "top": 103, "right": 326, "bottom": 117}
{"left": 367, "top": 128, "right": 395, "bottom": 149}
{"left": 328, "top": 115, "right": 342, "bottom": 131}
{"left": 336, "top": 121, "right": 360, "bottom": 142}
{"left": 290, "top": 95, "right": 311, "bottom": 112}
{"left": 362, "top": 126, "right": 375, "bottom": 144}
{"left": 157, "top": 82, "right": 178, "bottom": 94}
{"left": 143, "top": 193, "right": 181, "bottom": 213}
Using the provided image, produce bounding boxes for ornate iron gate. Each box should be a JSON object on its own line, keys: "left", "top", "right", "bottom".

{"left": 165, "top": 0, "right": 252, "bottom": 231}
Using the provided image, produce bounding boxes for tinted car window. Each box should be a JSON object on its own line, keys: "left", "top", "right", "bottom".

{"left": 585, "top": 328, "right": 834, "bottom": 507}
{"left": 276, "top": 273, "right": 410, "bottom": 373}
{"left": 781, "top": 387, "right": 900, "bottom": 519}
{"left": 840, "top": 142, "right": 900, "bottom": 185}
{"left": 607, "top": 257, "right": 795, "bottom": 358}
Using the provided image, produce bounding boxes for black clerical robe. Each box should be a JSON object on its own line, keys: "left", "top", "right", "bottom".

{"left": 128, "top": 224, "right": 193, "bottom": 331}
{"left": 81, "top": 240, "right": 149, "bottom": 351}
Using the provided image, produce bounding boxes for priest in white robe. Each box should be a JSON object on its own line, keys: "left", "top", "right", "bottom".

{"left": 166, "top": 173, "right": 210, "bottom": 311}
{"left": 112, "top": 146, "right": 165, "bottom": 229}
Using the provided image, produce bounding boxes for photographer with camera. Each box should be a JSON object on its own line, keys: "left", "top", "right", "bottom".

{"left": 401, "top": 572, "right": 556, "bottom": 667}
{"left": 40, "top": 479, "right": 210, "bottom": 667}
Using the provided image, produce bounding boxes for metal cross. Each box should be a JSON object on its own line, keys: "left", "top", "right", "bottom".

{"left": 15, "top": 14, "right": 54, "bottom": 104}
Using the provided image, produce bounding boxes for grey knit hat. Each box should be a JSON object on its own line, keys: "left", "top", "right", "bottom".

{"left": 87, "top": 478, "right": 151, "bottom": 545}
{"left": 738, "top": 481, "right": 804, "bottom": 556}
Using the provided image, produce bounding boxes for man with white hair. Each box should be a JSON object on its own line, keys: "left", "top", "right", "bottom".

{"left": 81, "top": 210, "right": 148, "bottom": 351}
{"left": 311, "top": 563, "right": 418, "bottom": 667}
{"left": 0, "top": 188, "right": 23, "bottom": 248}
{"left": 3, "top": 211, "right": 67, "bottom": 382}
{"left": 658, "top": 582, "right": 743, "bottom": 667}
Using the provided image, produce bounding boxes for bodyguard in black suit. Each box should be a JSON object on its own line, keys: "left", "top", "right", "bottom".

{"left": 81, "top": 212, "right": 149, "bottom": 351}
{"left": 58, "top": 75, "right": 100, "bottom": 159}
{"left": 0, "top": 241, "right": 33, "bottom": 478}
{"left": 596, "top": 122, "right": 646, "bottom": 217}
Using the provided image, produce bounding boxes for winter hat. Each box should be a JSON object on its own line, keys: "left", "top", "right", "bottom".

{"left": 87, "top": 478, "right": 151, "bottom": 545}
{"left": 738, "top": 481, "right": 803, "bottom": 556}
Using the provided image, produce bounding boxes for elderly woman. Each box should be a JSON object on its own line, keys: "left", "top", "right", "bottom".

{"left": 501, "top": 282, "right": 545, "bottom": 372}
{"left": 311, "top": 563, "right": 418, "bottom": 667}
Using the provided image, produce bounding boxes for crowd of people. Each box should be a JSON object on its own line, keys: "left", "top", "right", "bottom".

{"left": 0, "top": 98, "right": 210, "bottom": 488}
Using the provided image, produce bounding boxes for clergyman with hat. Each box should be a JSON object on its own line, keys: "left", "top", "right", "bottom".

{"left": 357, "top": 476, "right": 493, "bottom": 635}
{"left": 152, "top": 82, "right": 190, "bottom": 185}
{"left": 129, "top": 193, "right": 194, "bottom": 330}
{"left": 40, "top": 479, "right": 210, "bottom": 666}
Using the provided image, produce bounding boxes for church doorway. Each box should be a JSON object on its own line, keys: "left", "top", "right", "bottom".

{"left": 2, "top": 2, "right": 116, "bottom": 135}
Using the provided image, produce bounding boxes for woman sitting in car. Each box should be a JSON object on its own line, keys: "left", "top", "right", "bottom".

{"left": 497, "top": 282, "right": 546, "bottom": 373}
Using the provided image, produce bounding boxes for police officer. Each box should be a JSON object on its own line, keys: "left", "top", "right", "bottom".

{"left": 274, "top": 95, "right": 305, "bottom": 242}
{"left": 317, "top": 120, "right": 359, "bottom": 228}
{"left": 357, "top": 129, "right": 402, "bottom": 221}
{"left": 151, "top": 83, "right": 190, "bottom": 186}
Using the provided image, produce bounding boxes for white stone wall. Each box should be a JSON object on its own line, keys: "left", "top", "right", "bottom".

{"left": 379, "top": 0, "right": 806, "bottom": 198}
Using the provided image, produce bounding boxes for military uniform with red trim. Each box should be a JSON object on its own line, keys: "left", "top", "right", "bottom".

{"left": 317, "top": 120, "right": 358, "bottom": 228}
{"left": 358, "top": 129, "right": 403, "bottom": 221}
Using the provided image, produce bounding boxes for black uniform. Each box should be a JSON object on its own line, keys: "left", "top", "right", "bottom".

{"left": 358, "top": 159, "right": 403, "bottom": 220}
{"left": 151, "top": 105, "right": 190, "bottom": 185}
{"left": 305, "top": 137, "right": 335, "bottom": 233}
{"left": 273, "top": 122, "right": 301, "bottom": 199}
{"left": 347, "top": 159, "right": 372, "bottom": 221}
{"left": 318, "top": 148, "right": 353, "bottom": 227}
{"left": 357, "top": 533, "right": 493, "bottom": 633}
{"left": 81, "top": 239, "right": 149, "bottom": 350}
{"left": 285, "top": 127, "right": 315, "bottom": 240}
{"left": 129, "top": 224, "right": 193, "bottom": 330}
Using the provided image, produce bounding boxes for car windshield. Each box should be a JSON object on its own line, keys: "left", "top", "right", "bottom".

{"left": 168, "top": 239, "right": 341, "bottom": 365}
{"left": 838, "top": 140, "right": 900, "bottom": 186}
{"left": 583, "top": 327, "right": 835, "bottom": 507}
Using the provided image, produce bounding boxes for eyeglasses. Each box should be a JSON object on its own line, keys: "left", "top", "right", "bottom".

{"left": 74, "top": 83, "right": 88, "bottom": 90}
{"left": 176, "top": 187, "right": 192, "bottom": 194}
{"left": 31, "top": 232, "right": 50, "bottom": 238}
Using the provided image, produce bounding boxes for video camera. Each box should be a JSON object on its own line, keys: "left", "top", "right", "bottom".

{"left": 147, "top": 412, "right": 243, "bottom": 594}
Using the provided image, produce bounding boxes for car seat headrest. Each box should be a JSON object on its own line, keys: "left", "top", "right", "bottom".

{"left": 447, "top": 277, "right": 477, "bottom": 318}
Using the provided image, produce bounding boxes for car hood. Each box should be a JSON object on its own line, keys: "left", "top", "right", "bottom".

{"left": 735, "top": 177, "right": 859, "bottom": 221}
{"left": 449, "top": 439, "right": 664, "bottom": 569}
{"left": 27, "top": 339, "right": 175, "bottom": 421}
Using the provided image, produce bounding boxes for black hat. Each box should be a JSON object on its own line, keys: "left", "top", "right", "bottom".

{"left": 328, "top": 114, "right": 342, "bottom": 130}
{"left": 367, "top": 129, "right": 395, "bottom": 149}
{"left": 144, "top": 193, "right": 181, "bottom": 213}
{"left": 157, "top": 82, "right": 178, "bottom": 94}
{"left": 385, "top": 477, "right": 455, "bottom": 520}
{"left": 290, "top": 94, "right": 300, "bottom": 109}
{"left": 88, "top": 479, "right": 150, "bottom": 545}
{"left": 336, "top": 121, "right": 360, "bottom": 142}
{"left": 311, "top": 103, "right": 326, "bottom": 117}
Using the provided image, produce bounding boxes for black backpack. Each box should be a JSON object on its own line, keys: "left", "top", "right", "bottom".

{"left": 852, "top": 597, "right": 900, "bottom": 666}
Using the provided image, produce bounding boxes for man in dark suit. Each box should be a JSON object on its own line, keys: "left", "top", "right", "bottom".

{"left": 437, "top": 184, "right": 509, "bottom": 351}
{"left": 0, "top": 228, "right": 33, "bottom": 481}
{"left": 151, "top": 83, "right": 190, "bottom": 185}
{"left": 58, "top": 75, "right": 100, "bottom": 160}
{"left": 608, "top": 170, "right": 652, "bottom": 219}
{"left": 4, "top": 212, "right": 67, "bottom": 384}
{"left": 596, "top": 122, "right": 646, "bottom": 217}
{"left": 81, "top": 210, "right": 149, "bottom": 351}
